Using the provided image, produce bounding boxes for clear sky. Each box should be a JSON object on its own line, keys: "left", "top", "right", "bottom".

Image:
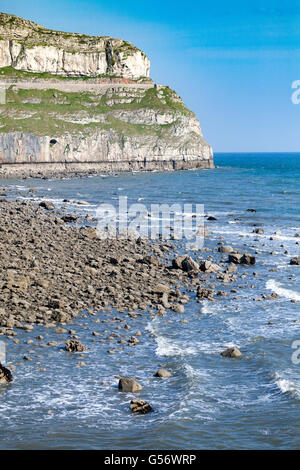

{"left": 1, "top": 0, "right": 300, "bottom": 152}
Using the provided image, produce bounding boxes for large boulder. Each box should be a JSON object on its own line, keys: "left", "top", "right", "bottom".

{"left": 196, "top": 286, "right": 214, "bottom": 299}
{"left": 199, "top": 260, "right": 221, "bottom": 273}
{"left": 221, "top": 347, "right": 242, "bottom": 358}
{"left": 130, "top": 399, "right": 152, "bottom": 414}
{"left": 172, "top": 255, "right": 199, "bottom": 273}
{"left": 65, "top": 339, "right": 86, "bottom": 352}
{"left": 228, "top": 253, "right": 255, "bottom": 265}
{"left": 218, "top": 246, "right": 233, "bottom": 254}
{"left": 118, "top": 377, "right": 142, "bottom": 393}
{"left": 154, "top": 368, "right": 172, "bottom": 378}
{"left": 241, "top": 254, "right": 256, "bottom": 265}
{"left": 0, "top": 363, "right": 13, "bottom": 383}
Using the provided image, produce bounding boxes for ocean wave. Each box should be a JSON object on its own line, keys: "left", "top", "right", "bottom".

{"left": 266, "top": 280, "right": 300, "bottom": 301}
{"left": 274, "top": 372, "right": 300, "bottom": 398}
{"left": 155, "top": 336, "right": 197, "bottom": 357}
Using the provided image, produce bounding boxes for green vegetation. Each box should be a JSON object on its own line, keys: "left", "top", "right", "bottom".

{"left": 0, "top": 82, "right": 191, "bottom": 139}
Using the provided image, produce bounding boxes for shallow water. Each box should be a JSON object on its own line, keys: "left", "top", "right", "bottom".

{"left": 0, "top": 153, "right": 299, "bottom": 449}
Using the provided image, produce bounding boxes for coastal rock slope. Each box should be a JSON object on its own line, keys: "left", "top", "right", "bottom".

{"left": 0, "top": 13, "right": 213, "bottom": 177}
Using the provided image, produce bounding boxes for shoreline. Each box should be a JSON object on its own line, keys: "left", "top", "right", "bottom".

{"left": 0, "top": 158, "right": 214, "bottom": 179}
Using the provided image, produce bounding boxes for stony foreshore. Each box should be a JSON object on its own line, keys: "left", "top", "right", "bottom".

{"left": 0, "top": 198, "right": 188, "bottom": 335}
{"left": 0, "top": 195, "right": 252, "bottom": 340}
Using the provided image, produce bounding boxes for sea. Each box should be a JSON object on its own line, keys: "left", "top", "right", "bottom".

{"left": 0, "top": 152, "right": 299, "bottom": 449}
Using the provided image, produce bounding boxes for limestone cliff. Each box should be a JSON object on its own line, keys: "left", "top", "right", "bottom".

{"left": 0, "top": 12, "right": 149, "bottom": 78}
{"left": 0, "top": 13, "right": 213, "bottom": 177}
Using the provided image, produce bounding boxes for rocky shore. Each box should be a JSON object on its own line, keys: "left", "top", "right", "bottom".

{"left": 0, "top": 193, "right": 298, "bottom": 413}
{"left": 0, "top": 196, "right": 260, "bottom": 338}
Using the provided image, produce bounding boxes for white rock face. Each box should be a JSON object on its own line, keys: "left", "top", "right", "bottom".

{"left": 0, "top": 13, "right": 150, "bottom": 78}
{"left": 0, "top": 40, "right": 150, "bottom": 78}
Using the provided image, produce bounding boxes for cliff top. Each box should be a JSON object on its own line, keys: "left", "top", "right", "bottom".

{"left": 0, "top": 12, "right": 144, "bottom": 56}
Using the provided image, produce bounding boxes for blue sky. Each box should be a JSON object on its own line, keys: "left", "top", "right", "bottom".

{"left": 1, "top": 0, "right": 300, "bottom": 152}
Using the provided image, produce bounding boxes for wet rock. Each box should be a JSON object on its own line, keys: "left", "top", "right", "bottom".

{"left": 128, "top": 336, "right": 139, "bottom": 346}
{"left": 172, "top": 304, "right": 184, "bottom": 313}
{"left": 218, "top": 246, "right": 233, "bottom": 254}
{"left": 196, "top": 286, "right": 214, "bottom": 299}
{"left": 228, "top": 253, "right": 243, "bottom": 264}
{"left": 118, "top": 377, "right": 142, "bottom": 393}
{"left": 39, "top": 201, "right": 55, "bottom": 211}
{"left": 154, "top": 368, "right": 172, "bottom": 378}
{"left": 0, "top": 363, "right": 13, "bottom": 383}
{"left": 290, "top": 257, "right": 300, "bottom": 265}
{"left": 65, "top": 339, "right": 86, "bottom": 352}
{"left": 253, "top": 228, "right": 264, "bottom": 234}
{"left": 130, "top": 399, "right": 152, "bottom": 414}
{"left": 228, "top": 253, "right": 255, "bottom": 265}
{"left": 54, "top": 327, "right": 67, "bottom": 334}
{"left": 199, "top": 260, "right": 220, "bottom": 273}
{"left": 181, "top": 257, "right": 199, "bottom": 273}
{"left": 221, "top": 347, "right": 242, "bottom": 358}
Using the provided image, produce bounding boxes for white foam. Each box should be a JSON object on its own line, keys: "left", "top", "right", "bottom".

{"left": 155, "top": 336, "right": 197, "bottom": 357}
{"left": 274, "top": 372, "right": 300, "bottom": 398}
{"left": 266, "top": 279, "right": 300, "bottom": 301}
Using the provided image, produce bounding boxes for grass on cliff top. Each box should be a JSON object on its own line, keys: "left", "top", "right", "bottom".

{"left": 0, "top": 84, "right": 191, "bottom": 138}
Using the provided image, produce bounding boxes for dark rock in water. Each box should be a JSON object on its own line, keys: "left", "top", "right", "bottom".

{"left": 221, "top": 347, "right": 242, "bottom": 358}
{"left": 172, "top": 303, "right": 185, "bottom": 313}
{"left": 218, "top": 245, "right": 233, "bottom": 254}
{"left": 118, "top": 377, "right": 142, "bottom": 393}
{"left": 207, "top": 216, "right": 217, "bottom": 221}
{"left": 228, "top": 253, "right": 255, "bottom": 265}
{"left": 154, "top": 368, "right": 172, "bottom": 378}
{"left": 39, "top": 201, "right": 55, "bottom": 211}
{"left": 65, "top": 339, "right": 86, "bottom": 352}
{"left": 0, "top": 363, "right": 13, "bottom": 383}
{"left": 241, "top": 254, "right": 256, "bottom": 265}
{"left": 247, "top": 209, "right": 256, "bottom": 212}
{"left": 253, "top": 228, "right": 264, "bottom": 234}
{"left": 130, "top": 399, "right": 152, "bottom": 414}
{"left": 262, "top": 293, "right": 280, "bottom": 300}
{"left": 228, "top": 253, "right": 243, "bottom": 264}
{"left": 128, "top": 336, "right": 139, "bottom": 346}
{"left": 196, "top": 286, "right": 214, "bottom": 299}
{"left": 290, "top": 257, "right": 300, "bottom": 265}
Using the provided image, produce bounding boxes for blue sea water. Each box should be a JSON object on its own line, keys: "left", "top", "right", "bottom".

{"left": 0, "top": 153, "right": 299, "bottom": 449}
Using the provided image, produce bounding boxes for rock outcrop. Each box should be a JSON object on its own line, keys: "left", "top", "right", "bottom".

{"left": 118, "top": 377, "right": 143, "bottom": 393}
{"left": 0, "top": 362, "right": 13, "bottom": 383}
{"left": 0, "top": 13, "right": 213, "bottom": 177}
